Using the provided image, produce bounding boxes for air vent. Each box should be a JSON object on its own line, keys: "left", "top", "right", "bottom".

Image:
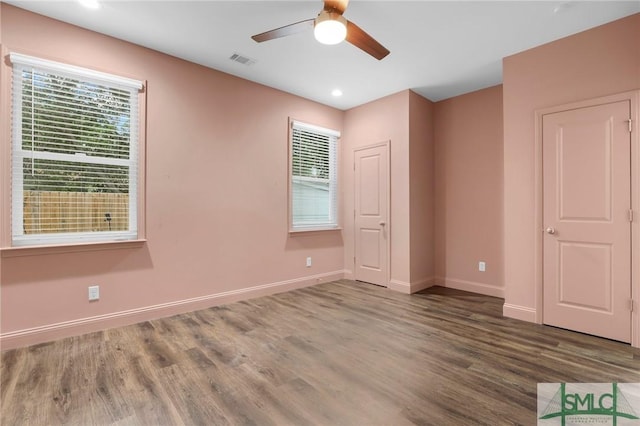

{"left": 229, "top": 53, "right": 256, "bottom": 66}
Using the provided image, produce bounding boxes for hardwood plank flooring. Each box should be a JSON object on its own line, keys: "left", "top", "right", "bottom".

{"left": 1, "top": 280, "right": 639, "bottom": 425}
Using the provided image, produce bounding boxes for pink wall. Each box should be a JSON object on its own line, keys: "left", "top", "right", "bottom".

{"left": 434, "top": 85, "right": 504, "bottom": 297}
{"left": 503, "top": 13, "right": 640, "bottom": 319}
{"left": 8, "top": 5, "right": 635, "bottom": 349}
{"left": 342, "top": 90, "right": 412, "bottom": 288}
{"left": 342, "top": 90, "right": 437, "bottom": 293}
{"left": 409, "top": 92, "right": 436, "bottom": 288}
{"left": 0, "top": 5, "right": 345, "bottom": 348}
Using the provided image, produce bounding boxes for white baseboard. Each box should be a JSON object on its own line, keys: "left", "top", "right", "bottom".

{"left": 436, "top": 277, "right": 504, "bottom": 298}
{"left": 503, "top": 303, "right": 537, "bottom": 323}
{"left": 343, "top": 269, "right": 354, "bottom": 280}
{"left": 0, "top": 270, "right": 345, "bottom": 350}
{"left": 387, "top": 279, "right": 411, "bottom": 293}
{"left": 410, "top": 277, "right": 436, "bottom": 293}
{"left": 388, "top": 277, "right": 435, "bottom": 294}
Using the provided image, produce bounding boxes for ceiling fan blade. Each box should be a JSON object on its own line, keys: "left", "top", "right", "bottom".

{"left": 346, "top": 20, "right": 390, "bottom": 60}
{"left": 251, "top": 19, "right": 315, "bottom": 43}
{"left": 324, "top": 0, "right": 349, "bottom": 14}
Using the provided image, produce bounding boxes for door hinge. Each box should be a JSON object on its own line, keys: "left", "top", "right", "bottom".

{"left": 629, "top": 209, "right": 634, "bottom": 223}
{"left": 631, "top": 299, "right": 635, "bottom": 312}
{"left": 627, "top": 119, "right": 632, "bottom": 133}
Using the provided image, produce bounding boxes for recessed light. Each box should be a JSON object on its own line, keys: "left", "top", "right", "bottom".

{"left": 331, "top": 89, "right": 343, "bottom": 97}
{"left": 78, "top": 0, "right": 100, "bottom": 10}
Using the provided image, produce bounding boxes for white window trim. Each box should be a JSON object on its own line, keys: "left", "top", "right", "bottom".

{"left": 9, "top": 53, "right": 145, "bottom": 248}
{"left": 289, "top": 119, "right": 340, "bottom": 233}
{"left": 9, "top": 53, "right": 143, "bottom": 91}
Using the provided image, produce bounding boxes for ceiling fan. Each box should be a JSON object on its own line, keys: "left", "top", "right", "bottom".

{"left": 251, "top": 0, "right": 390, "bottom": 60}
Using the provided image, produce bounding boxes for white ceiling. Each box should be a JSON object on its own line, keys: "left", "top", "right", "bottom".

{"left": 6, "top": 0, "right": 640, "bottom": 110}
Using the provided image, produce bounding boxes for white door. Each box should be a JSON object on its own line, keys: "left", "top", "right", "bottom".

{"left": 354, "top": 143, "right": 389, "bottom": 286}
{"left": 543, "top": 100, "right": 632, "bottom": 343}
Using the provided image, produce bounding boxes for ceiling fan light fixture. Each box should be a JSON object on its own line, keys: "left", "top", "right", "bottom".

{"left": 314, "top": 11, "right": 347, "bottom": 45}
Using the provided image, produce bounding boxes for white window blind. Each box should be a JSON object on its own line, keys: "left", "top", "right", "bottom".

{"left": 10, "top": 53, "right": 143, "bottom": 246}
{"left": 290, "top": 120, "right": 339, "bottom": 230}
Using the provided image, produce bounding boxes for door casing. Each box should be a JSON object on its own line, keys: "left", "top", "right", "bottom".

{"left": 534, "top": 90, "right": 640, "bottom": 348}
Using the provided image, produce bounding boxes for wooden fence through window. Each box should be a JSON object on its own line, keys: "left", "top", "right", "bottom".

{"left": 23, "top": 191, "right": 129, "bottom": 234}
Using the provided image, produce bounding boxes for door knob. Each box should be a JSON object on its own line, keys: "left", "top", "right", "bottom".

{"left": 545, "top": 227, "right": 556, "bottom": 235}
{"left": 379, "top": 221, "right": 386, "bottom": 226}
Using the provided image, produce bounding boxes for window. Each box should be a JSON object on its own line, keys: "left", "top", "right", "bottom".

{"left": 10, "top": 53, "right": 144, "bottom": 246}
{"left": 290, "top": 120, "right": 339, "bottom": 231}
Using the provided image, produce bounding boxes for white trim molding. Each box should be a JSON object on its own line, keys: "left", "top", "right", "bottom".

{"left": 503, "top": 303, "right": 537, "bottom": 323}
{"left": 388, "top": 279, "right": 411, "bottom": 294}
{"left": 9, "top": 52, "right": 144, "bottom": 90}
{"left": 410, "top": 277, "right": 436, "bottom": 293}
{"left": 387, "top": 277, "right": 435, "bottom": 294}
{"left": 0, "top": 270, "right": 346, "bottom": 350}
{"left": 438, "top": 277, "right": 505, "bottom": 298}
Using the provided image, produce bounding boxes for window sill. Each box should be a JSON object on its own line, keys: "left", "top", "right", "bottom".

{"left": 289, "top": 227, "right": 342, "bottom": 235}
{"left": 1, "top": 239, "right": 147, "bottom": 258}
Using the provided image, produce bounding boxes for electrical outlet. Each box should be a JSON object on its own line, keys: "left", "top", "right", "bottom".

{"left": 306, "top": 257, "right": 312, "bottom": 267}
{"left": 478, "top": 261, "right": 486, "bottom": 272}
{"left": 88, "top": 285, "right": 100, "bottom": 301}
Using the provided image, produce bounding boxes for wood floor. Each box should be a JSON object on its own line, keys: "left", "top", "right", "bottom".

{"left": 1, "top": 280, "right": 639, "bottom": 425}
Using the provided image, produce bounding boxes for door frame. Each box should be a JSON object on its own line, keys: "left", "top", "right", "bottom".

{"left": 353, "top": 140, "right": 391, "bottom": 287}
{"left": 534, "top": 90, "right": 640, "bottom": 348}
